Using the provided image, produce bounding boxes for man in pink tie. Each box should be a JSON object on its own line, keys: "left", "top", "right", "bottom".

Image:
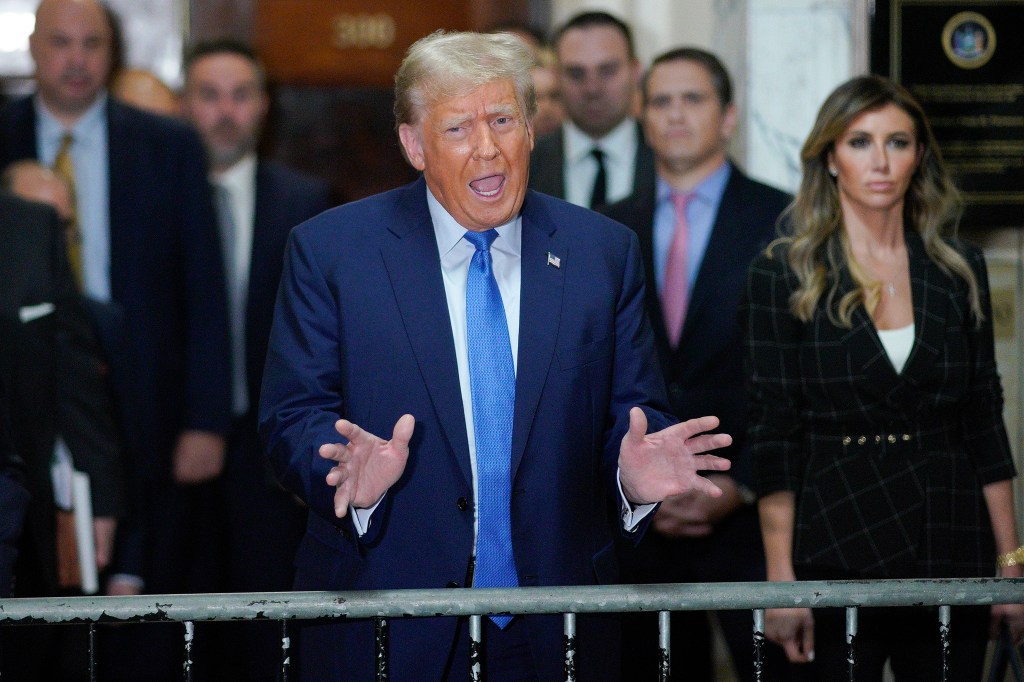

{"left": 602, "top": 47, "right": 792, "bottom": 681}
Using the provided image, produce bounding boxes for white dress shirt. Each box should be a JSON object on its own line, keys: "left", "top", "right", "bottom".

{"left": 562, "top": 118, "right": 640, "bottom": 208}
{"left": 213, "top": 154, "right": 258, "bottom": 417}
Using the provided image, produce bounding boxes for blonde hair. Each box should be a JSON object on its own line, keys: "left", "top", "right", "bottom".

{"left": 771, "top": 75, "right": 980, "bottom": 327}
{"left": 393, "top": 31, "right": 536, "bottom": 131}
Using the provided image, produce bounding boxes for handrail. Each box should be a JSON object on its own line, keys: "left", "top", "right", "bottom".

{"left": 1, "top": 578, "right": 1021, "bottom": 625}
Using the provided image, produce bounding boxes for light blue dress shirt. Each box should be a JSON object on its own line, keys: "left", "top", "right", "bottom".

{"left": 653, "top": 162, "right": 732, "bottom": 295}
{"left": 35, "top": 94, "right": 112, "bottom": 302}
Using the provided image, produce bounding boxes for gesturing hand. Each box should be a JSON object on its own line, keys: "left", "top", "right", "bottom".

{"left": 319, "top": 414, "right": 415, "bottom": 517}
{"left": 618, "top": 407, "right": 732, "bottom": 506}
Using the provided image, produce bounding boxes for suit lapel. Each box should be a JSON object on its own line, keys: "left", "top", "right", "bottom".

{"left": 510, "top": 192, "right": 564, "bottom": 478}
{"left": 677, "top": 170, "right": 746, "bottom": 346}
{"left": 3, "top": 98, "right": 38, "bottom": 161}
{"left": 105, "top": 101, "right": 131, "bottom": 297}
{"left": 630, "top": 189, "right": 667, "bottom": 347}
{"left": 380, "top": 179, "right": 472, "bottom": 485}
{"left": 839, "top": 229, "right": 944, "bottom": 402}
{"left": 899, "top": 230, "right": 944, "bottom": 382}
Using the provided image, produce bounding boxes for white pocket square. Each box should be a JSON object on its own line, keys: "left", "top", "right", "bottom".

{"left": 19, "top": 302, "right": 56, "bottom": 323}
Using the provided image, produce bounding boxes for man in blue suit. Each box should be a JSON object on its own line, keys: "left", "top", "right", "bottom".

{"left": 182, "top": 38, "right": 332, "bottom": 681}
{"left": 0, "top": 0, "right": 230, "bottom": 678}
{"left": 260, "top": 31, "right": 733, "bottom": 681}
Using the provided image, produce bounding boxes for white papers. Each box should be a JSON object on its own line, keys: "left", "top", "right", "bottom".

{"left": 71, "top": 471, "right": 98, "bottom": 594}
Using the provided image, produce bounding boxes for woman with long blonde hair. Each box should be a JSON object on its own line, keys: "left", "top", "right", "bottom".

{"left": 741, "top": 75, "right": 1024, "bottom": 680}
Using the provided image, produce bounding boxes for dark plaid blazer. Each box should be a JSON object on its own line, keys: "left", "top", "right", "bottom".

{"left": 741, "top": 229, "right": 1015, "bottom": 579}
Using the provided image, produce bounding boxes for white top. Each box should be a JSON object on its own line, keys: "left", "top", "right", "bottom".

{"left": 213, "top": 154, "right": 257, "bottom": 417}
{"left": 877, "top": 323, "right": 915, "bottom": 374}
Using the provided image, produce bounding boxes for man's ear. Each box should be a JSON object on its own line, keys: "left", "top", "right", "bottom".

{"left": 398, "top": 123, "right": 426, "bottom": 171}
{"left": 721, "top": 103, "right": 738, "bottom": 141}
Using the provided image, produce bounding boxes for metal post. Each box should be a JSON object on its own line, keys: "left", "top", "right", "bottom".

{"left": 375, "top": 617, "right": 389, "bottom": 681}
{"left": 183, "top": 620, "right": 194, "bottom": 682}
{"left": 845, "top": 606, "right": 857, "bottom": 682}
{"left": 938, "top": 605, "right": 951, "bottom": 682}
{"left": 88, "top": 623, "right": 97, "bottom": 682}
{"left": 281, "top": 620, "right": 290, "bottom": 682}
{"left": 752, "top": 608, "right": 766, "bottom": 682}
{"left": 658, "top": 610, "right": 671, "bottom": 682}
{"left": 564, "top": 612, "right": 577, "bottom": 682}
{"left": 469, "top": 615, "right": 483, "bottom": 682}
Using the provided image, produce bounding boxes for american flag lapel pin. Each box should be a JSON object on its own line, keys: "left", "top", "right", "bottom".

{"left": 546, "top": 252, "right": 561, "bottom": 268}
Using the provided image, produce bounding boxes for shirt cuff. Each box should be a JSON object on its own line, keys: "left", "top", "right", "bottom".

{"left": 350, "top": 493, "right": 386, "bottom": 537}
{"left": 617, "top": 469, "right": 656, "bottom": 532}
{"left": 107, "top": 573, "right": 145, "bottom": 591}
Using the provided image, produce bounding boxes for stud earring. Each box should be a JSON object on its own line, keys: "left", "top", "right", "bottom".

{"left": 828, "top": 167, "right": 838, "bottom": 178}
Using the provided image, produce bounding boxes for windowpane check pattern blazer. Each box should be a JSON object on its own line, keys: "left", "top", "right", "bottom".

{"left": 741, "top": 230, "right": 1016, "bottom": 579}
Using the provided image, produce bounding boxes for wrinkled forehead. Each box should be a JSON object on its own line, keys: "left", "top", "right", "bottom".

{"left": 415, "top": 77, "right": 524, "bottom": 122}
{"left": 35, "top": 0, "right": 111, "bottom": 38}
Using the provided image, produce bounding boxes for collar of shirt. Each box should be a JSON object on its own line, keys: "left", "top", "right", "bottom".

{"left": 214, "top": 153, "right": 257, "bottom": 198}
{"left": 427, "top": 186, "right": 522, "bottom": 262}
{"left": 653, "top": 160, "right": 732, "bottom": 292}
{"left": 36, "top": 92, "right": 108, "bottom": 163}
{"left": 563, "top": 118, "right": 639, "bottom": 207}
{"left": 563, "top": 117, "right": 638, "bottom": 167}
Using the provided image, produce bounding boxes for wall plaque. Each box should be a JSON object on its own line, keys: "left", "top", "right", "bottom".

{"left": 891, "top": 0, "right": 1024, "bottom": 229}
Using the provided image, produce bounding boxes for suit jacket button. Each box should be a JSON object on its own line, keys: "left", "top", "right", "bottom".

{"left": 456, "top": 497, "right": 469, "bottom": 511}
{"left": 446, "top": 581, "right": 459, "bottom": 588}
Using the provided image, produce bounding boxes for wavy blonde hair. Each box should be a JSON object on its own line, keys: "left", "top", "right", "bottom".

{"left": 771, "top": 75, "right": 980, "bottom": 327}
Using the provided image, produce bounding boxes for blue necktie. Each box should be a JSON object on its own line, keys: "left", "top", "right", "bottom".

{"left": 464, "top": 229, "right": 517, "bottom": 629}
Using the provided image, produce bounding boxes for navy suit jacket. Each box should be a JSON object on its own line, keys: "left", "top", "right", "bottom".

{"left": 259, "top": 177, "right": 673, "bottom": 680}
{"left": 1, "top": 96, "right": 232, "bottom": 575}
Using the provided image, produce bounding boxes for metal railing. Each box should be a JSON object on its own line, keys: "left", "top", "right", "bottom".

{"left": 1, "top": 578, "right": 1022, "bottom": 681}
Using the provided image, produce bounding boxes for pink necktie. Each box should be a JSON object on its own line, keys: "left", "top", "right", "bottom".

{"left": 662, "top": 192, "right": 693, "bottom": 348}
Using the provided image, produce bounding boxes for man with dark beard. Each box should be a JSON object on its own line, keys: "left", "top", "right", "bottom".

{"left": 181, "top": 38, "right": 332, "bottom": 681}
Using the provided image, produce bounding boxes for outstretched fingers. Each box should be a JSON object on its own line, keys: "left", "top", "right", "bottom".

{"left": 683, "top": 432, "right": 733, "bottom": 456}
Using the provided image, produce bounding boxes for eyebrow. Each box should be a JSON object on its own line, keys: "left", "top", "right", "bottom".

{"left": 439, "top": 105, "right": 517, "bottom": 129}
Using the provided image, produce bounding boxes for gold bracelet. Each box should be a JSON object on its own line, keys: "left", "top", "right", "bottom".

{"left": 997, "top": 546, "right": 1024, "bottom": 568}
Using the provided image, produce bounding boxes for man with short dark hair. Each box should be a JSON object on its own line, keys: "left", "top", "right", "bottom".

{"left": 528, "top": 11, "right": 654, "bottom": 210}
{"left": 181, "top": 37, "right": 331, "bottom": 680}
{"left": 603, "top": 47, "right": 792, "bottom": 681}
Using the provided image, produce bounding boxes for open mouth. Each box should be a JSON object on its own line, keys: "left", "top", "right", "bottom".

{"left": 469, "top": 174, "right": 505, "bottom": 198}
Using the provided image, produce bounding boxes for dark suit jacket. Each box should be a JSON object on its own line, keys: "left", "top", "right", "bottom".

{"left": 224, "top": 161, "right": 331, "bottom": 581}
{"left": 742, "top": 231, "right": 1016, "bottom": 579}
{"left": 0, "top": 191, "right": 121, "bottom": 595}
{"left": 1, "top": 97, "right": 232, "bottom": 576}
{"left": 0, "top": 374, "right": 30, "bottom": 599}
{"left": 243, "top": 162, "right": 332, "bottom": 428}
{"left": 528, "top": 121, "right": 657, "bottom": 204}
{"left": 603, "top": 163, "right": 790, "bottom": 483}
{"left": 259, "top": 177, "right": 673, "bottom": 681}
